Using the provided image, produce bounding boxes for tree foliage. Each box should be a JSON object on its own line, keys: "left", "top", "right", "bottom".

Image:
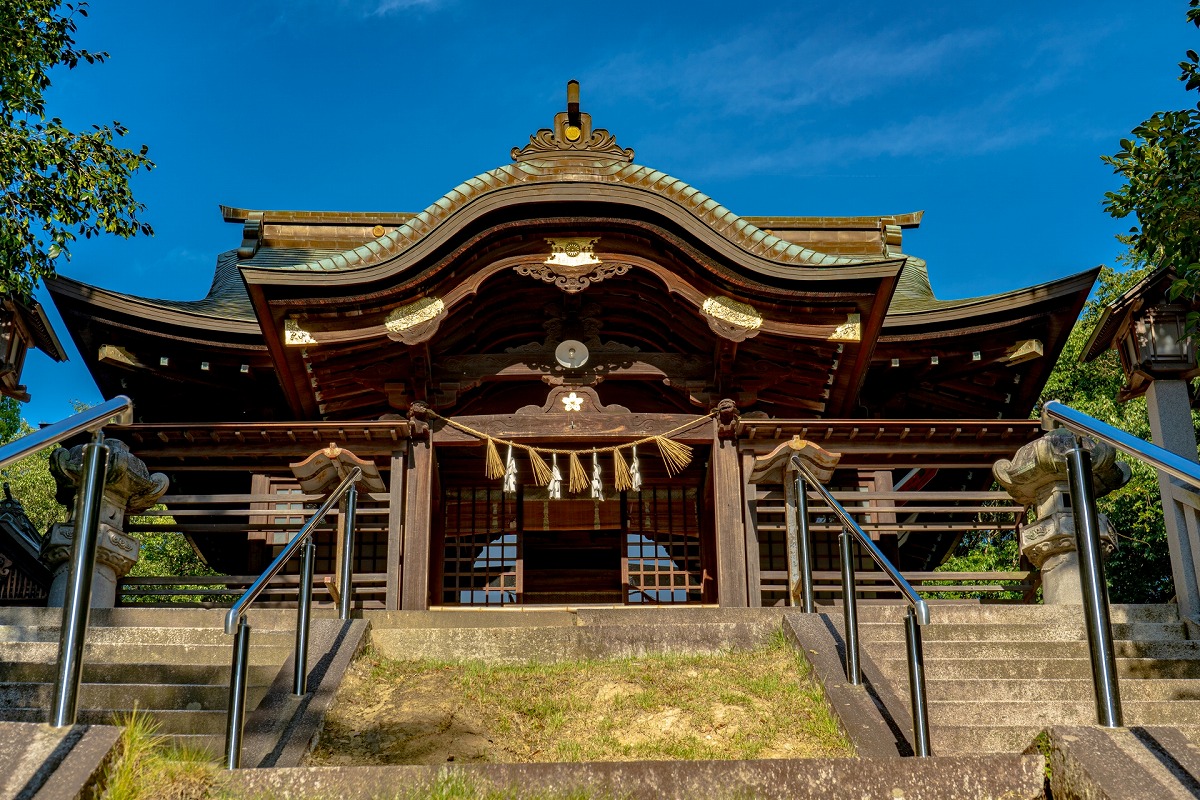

{"left": 1103, "top": 1, "right": 1200, "bottom": 308}
{"left": 0, "top": 1, "right": 154, "bottom": 298}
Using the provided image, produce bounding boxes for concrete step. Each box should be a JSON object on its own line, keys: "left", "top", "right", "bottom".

{"left": 1, "top": 706, "right": 230, "bottom": 734}
{"left": 0, "top": 681, "right": 270, "bottom": 711}
{"left": 0, "top": 640, "right": 292, "bottom": 666}
{"left": 219, "top": 756, "right": 1047, "bottom": 800}
{"left": 910, "top": 677, "right": 1200, "bottom": 702}
{"left": 855, "top": 621, "right": 1185, "bottom": 643}
{"left": 928, "top": 724, "right": 1046, "bottom": 754}
{"left": 0, "top": 660, "right": 279, "bottom": 685}
{"left": 0, "top": 624, "right": 295, "bottom": 646}
{"left": 864, "top": 638, "right": 1200, "bottom": 662}
{"left": 924, "top": 700, "right": 1200, "bottom": 727}
{"left": 0, "top": 606, "right": 310, "bottom": 629}
{"left": 845, "top": 603, "right": 1181, "bottom": 625}
{"left": 877, "top": 656, "right": 1200, "bottom": 681}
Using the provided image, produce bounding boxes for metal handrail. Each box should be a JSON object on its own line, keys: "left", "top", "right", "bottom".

{"left": 0, "top": 396, "right": 135, "bottom": 729}
{"left": 1038, "top": 399, "right": 1185, "bottom": 730}
{"left": 0, "top": 395, "right": 133, "bottom": 470}
{"left": 1043, "top": 400, "right": 1200, "bottom": 488}
{"left": 790, "top": 455, "right": 932, "bottom": 757}
{"left": 791, "top": 457, "right": 930, "bottom": 624}
{"left": 223, "top": 466, "right": 361, "bottom": 769}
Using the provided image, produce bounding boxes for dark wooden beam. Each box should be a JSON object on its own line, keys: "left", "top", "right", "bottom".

{"left": 401, "top": 438, "right": 433, "bottom": 610}
{"left": 385, "top": 448, "right": 406, "bottom": 611}
{"left": 429, "top": 412, "right": 714, "bottom": 445}
{"left": 712, "top": 427, "right": 748, "bottom": 607}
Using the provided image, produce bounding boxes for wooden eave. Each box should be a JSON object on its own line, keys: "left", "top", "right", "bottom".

{"left": 110, "top": 420, "right": 411, "bottom": 471}
{"left": 880, "top": 268, "right": 1099, "bottom": 333}
{"left": 743, "top": 211, "right": 923, "bottom": 230}
{"left": 243, "top": 209, "right": 903, "bottom": 420}
{"left": 47, "top": 276, "right": 261, "bottom": 337}
{"left": 236, "top": 183, "right": 905, "bottom": 294}
{"left": 736, "top": 418, "right": 1041, "bottom": 469}
{"left": 1081, "top": 266, "right": 1173, "bottom": 363}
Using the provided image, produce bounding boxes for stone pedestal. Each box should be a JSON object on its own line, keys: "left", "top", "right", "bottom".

{"left": 994, "top": 429, "right": 1130, "bottom": 604}
{"left": 1145, "top": 379, "right": 1200, "bottom": 623}
{"left": 39, "top": 439, "right": 169, "bottom": 608}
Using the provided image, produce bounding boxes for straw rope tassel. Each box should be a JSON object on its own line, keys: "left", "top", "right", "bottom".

{"left": 654, "top": 435, "right": 693, "bottom": 476}
{"left": 527, "top": 448, "right": 553, "bottom": 486}
{"left": 549, "top": 454, "right": 563, "bottom": 499}
{"left": 568, "top": 452, "right": 588, "bottom": 494}
{"left": 612, "top": 448, "right": 633, "bottom": 492}
{"left": 484, "top": 437, "right": 505, "bottom": 480}
{"left": 630, "top": 445, "right": 642, "bottom": 492}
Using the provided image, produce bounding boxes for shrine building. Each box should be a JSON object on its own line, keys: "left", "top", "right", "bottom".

{"left": 44, "top": 83, "right": 1096, "bottom": 610}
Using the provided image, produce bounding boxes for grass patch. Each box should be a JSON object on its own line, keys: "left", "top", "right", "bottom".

{"left": 99, "top": 708, "right": 218, "bottom": 800}
{"left": 308, "top": 629, "right": 851, "bottom": 766}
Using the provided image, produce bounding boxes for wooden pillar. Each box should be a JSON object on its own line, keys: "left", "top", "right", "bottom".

{"left": 385, "top": 448, "right": 406, "bottom": 611}
{"left": 741, "top": 452, "right": 762, "bottom": 607}
{"left": 713, "top": 431, "right": 748, "bottom": 607}
{"left": 401, "top": 438, "right": 433, "bottom": 610}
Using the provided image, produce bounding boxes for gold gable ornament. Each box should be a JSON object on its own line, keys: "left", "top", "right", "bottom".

{"left": 701, "top": 296, "right": 762, "bottom": 342}
{"left": 385, "top": 297, "right": 446, "bottom": 345}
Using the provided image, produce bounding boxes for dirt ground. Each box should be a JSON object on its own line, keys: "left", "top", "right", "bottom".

{"left": 305, "top": 638, "right": 852, "bottom": 766}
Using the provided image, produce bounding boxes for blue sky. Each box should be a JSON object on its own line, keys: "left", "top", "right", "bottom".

{"left": 18, "top": 0, "right": 1199, "bottom": 422}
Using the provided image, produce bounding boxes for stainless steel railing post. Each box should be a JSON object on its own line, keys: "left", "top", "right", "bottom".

{"left": 338, "top": 483, "right": 358, "bottom": 620}
{"left": 293, "top": 535, "right": 316, "bottom": 696}
{"left": 50, "top": 433, "right": 111, "bottom": 728}
{"left": 905, "top": 606, "right": 932, "bottom": 756}
{"left": 225, "top": 617, "right": 251, "bottom": 769}
{"left": 796, "top": 473, "right": 815, "bottom": 613}
{"left": 1066, "top": 437, "right": 1124, "bottom": 727}
{"left": 839, "top": 528, "right": 862, "bottom": 685}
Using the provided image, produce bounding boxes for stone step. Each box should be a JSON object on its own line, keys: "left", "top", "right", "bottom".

{"left": 1, "top": 706, "right": 229, "bottom": 734}
{"left": 864, "top": 638, "right": 1200, "bottom": 662}
{"left": 0, "top": 640, "right": 292, "bottom": 666}
{"left": 0, "top": 660, "right": 279, "bottom": 685}
{"left": 909, "top": 677, "right": 1200, "bottom": 702}
{"left": 0, "top": 681, "right": 269, "bottom": 711}
{"left": 218, "top": 756, "right": 1046, "bottom": 800}
{"left": 927, "top": 724, "right": 1047, "bottom": 754}
{"left": 877, "top": 656, "right": 1200, "bottom": 681}
{"left": 843, "top": 603, "right": 1181, "bottom": 625}
{"left": 855, "top": 621, "right": 1184, "bottom": 643}
{"left": 0, "top": 606, "right": 310, "bottom": 629}
{"left": 923, "top": 700, "right": 1200, "bottom": 727}
{"left": 0, "top": 624, "right": 295, "bottom": 646}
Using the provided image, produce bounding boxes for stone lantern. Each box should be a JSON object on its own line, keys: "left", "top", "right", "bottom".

{"left": 994, "top": 429, "right": 1131, "bottom": 604}
{"left": 0, "top": 296, "right": 69, "bottom": 403}
{"left": 1084, "top": 268, "right": 1200, "bottom": 402}
{"left": 1081, "top": 265, "right": 1200, "bottom": 624}
{"left": 40, "top": 438, "right": 169, "bottom": 607}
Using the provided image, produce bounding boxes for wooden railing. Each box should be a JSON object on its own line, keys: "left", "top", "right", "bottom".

{"left": 752, "top": 486, "right": 1029, "bottom": 604}
{"left": 119, "top": 491, "right": 391, "bottom": 609}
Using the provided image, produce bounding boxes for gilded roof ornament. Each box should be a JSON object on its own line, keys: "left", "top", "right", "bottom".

{"left": 828, "top": 314, "right": 862, "bottom": 342}
{"left": 385, "top": 297, "right": 446, "bottom": 345}
{"left": 284, "top": 318, "right": 316, "bottom": 346}
{"left": 511, "top": 80, "right": 634, "bottom": 167}
{"left": 701, "top": 296, "right": 762, "bottom": 342}
{"left": 514, "top": 237, "right": 630, "bottom": 293}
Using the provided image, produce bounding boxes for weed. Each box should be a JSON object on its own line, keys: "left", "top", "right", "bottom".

{"left": 99, "top": 707, "right": 217, "bottom": 800}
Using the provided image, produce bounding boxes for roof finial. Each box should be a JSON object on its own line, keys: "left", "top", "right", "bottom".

{"left": 566, "top": 80, "right": 582, "bottom": 142}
